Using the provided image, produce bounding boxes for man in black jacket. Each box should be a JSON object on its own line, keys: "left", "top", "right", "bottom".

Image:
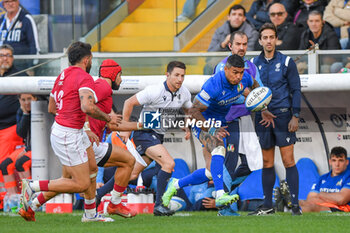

{"left": 299, "top": 10, "right": 341, "bottom": 50}
{"left": 0, "top": 44, "right": 27, "bottom": 165}
{"left": 255, "top": 3, "right": 301, "bottom": 50}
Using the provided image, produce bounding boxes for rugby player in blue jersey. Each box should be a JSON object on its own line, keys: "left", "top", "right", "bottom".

{"left": 300, "top": 147, "right": 350, "bottom": 212}
{"left": 162, "top": 54, "right": 274, "bottom": 209}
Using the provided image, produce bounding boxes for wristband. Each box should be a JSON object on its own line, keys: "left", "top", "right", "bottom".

{"left": 137, "top": 122, "right": 143, "bottom": 130}
{"left": 261, "top": 105, "right": 268, "bottom": 112}
{"left": 208, "top": 127, "right": 217, "bottom": 136}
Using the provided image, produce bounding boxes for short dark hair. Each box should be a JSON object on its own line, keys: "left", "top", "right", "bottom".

{"left": 259, "top": 23, "right": 277, "bottom": 39}
{"left": 225, "top": 54, "right": 244, "bottom": 68}
{"left": 67, "top": 41, "right": 92, "bottom": 65}
{"left": 229, "top": 4, "right": 246, "bottom": 16}
{"left": 308, "top": 10, "right": 323, "bottom": 20}
{"left": 167, "top": 61, "right": 186, "bottom": 73}
{"left": 330, "top": 146, "right": 347, "bottom": 159}
{"left": 0, "top": 44, "right": 14, "bottom": 54}
{"left": 230, "top": 31, "right": 248, "bottom": 44}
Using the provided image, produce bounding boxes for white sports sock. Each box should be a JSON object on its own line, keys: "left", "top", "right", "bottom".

{"left": 216, "top": 189, "right": 225, "bottom": 198}
{"left": 30, "top": 197, "right": 40, "bottom": 211}
{"left": 30, "top": 181, "right": 40, "bottom": 192}
{"left": 84, "top": 198, "right": 96, "bottom": 218}
{"left": 111, "top": 190, "right": 122, "bottom": 205}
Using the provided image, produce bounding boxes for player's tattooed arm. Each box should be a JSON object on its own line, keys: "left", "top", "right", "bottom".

{"left": 251, "top": 79, "right": 260, "bottom": 90}
{"left": 79, "top": 89, "right": 111, "bottom": 123}
{"left": 199, "top": 130, "right": 223, "bottom": 152}
{"left": 188, "top": 98, "right": 208, "bottom": 131}
{"left": 48, "top": 96, "right": 57, "bottom": 115}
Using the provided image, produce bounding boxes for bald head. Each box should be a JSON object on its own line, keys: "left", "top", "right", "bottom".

{"left": 269, "top": 3, "right": 287, "bottom": 27}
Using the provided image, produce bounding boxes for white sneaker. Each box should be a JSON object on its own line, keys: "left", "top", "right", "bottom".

{"left": 21, "top": 179, "right": 35, "bottom": 211}
{"left": 81, "top": 213, "right": 114, "bottom": 222}
{"left": 174, "top": 14, "right": 190, "bottom": 22}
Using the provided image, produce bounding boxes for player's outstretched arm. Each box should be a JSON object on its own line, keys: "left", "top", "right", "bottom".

{"left": 108, "top": 120, "right": 143, "bottom": 131}
{"left": 79, "top": 89, "right": 111, "bottom": 123}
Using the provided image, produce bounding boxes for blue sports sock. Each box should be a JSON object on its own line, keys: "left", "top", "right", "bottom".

{"left": 211, "top": 155, "right": 225, "bottom": 191}
{"left": 262, "top": 166, "right": 275, "bottom": 208}
{"left": 178, "top": 168, "right": 210, "bottom": 188}
{"left": 286, "top": 165, "right": 299, "bottom": 205}
{"left": 156, "top": 169, "right": 172, "bottom": 206}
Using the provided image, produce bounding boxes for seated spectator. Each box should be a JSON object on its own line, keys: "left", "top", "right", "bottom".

{"left": 299, "top": 146, "right": 350, "bottom": 212}
{"left": 246, "top": 0, "right": 278, "bottom": 30}
{"left": 0, "top": 0, "right": 40, "bottom": 72}
{"left": 174, "top": 0, "right": 215, "bottom": 22}
{"left": 255, "top": 3, "right": 301, "bottom": 50}
{"left": 324, "top": 0, "right": 350, "bottom": 49}
{"left": 0, "top": 93, "right": 35, "bottom": 209}
{"left": 0, "top": 44, "right": 27, "bottom": 169}
{"left": 208, "top": 4, "right": 258, "bottom": 52}
{"left": 281, "top": 0, "right": 328, "bottom": 17}
{"left": 293, "top": 0, "right": 326, "bottom": 29}
{"left": 299, "top": 11, "right": 341, "bottom": 50}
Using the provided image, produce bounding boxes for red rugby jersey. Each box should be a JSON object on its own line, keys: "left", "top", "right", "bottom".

{"left": 50, "top": 66, "right": 97, "bottom": 129}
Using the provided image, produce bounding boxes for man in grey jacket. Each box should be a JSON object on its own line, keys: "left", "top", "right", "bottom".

{"left": 208, "top": 4, "right": 259, "bottom": 52}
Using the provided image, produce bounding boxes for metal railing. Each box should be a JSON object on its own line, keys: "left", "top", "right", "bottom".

{"left": 12, "top": 49, "right": 350, "bottom": 77}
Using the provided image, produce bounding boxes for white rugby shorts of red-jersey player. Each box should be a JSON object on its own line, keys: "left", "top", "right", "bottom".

{"left": 51, "top": 122, "right": 91, "bottom": 166}
{"left": 50, "top": 66, "right": 98, "bottom": 166}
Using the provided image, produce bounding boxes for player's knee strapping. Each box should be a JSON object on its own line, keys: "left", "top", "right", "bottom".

{"left": 205, "top": 168, "right": 212, "bottom": 180}
{"left": 0, "top": 158, "right": 15, "bottom": 175}
{"left": 90, "top": 172, "right": 97, "bottom": 179}
{"left": 211, "top": 146, "right": 226, "bottom": 158}
{"left": 15, "top": 155, "right": 31, "bottom": 172}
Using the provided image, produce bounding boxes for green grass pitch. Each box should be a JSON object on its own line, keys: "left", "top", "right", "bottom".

{"left": 2, "top": 211, "right": 350, "bottom": 233}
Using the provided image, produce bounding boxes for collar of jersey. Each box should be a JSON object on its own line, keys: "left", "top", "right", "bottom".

{"left": 259, "top": 51, "right": 278, "bottom": 62}
{"left": 163, "top": 81, "right": 179, "bottom": 99}
{"left": 221, "top": 71, "right": 236, "bottom": 90}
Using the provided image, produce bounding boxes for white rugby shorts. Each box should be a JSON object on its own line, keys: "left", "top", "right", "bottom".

{"left": 50, "top": 122, "right": 91, "bottom": 166}
{"left": 92, "top": 141, "right": 110, "bottom": 165}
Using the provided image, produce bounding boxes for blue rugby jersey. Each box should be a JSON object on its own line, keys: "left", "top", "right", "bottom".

{"left": 214, "top": 57, "right": 263, "bottom": 121}
{"left": 195, "top": 70, "right": 254, "bottom": 124}
{"left": 311, "top": 169, "right": 350, "bottom": 200}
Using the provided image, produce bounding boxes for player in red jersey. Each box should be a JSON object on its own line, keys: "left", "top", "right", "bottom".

{"left": 18, "top": 42, "right": 119, "bottom": 222}
{"left": 85, "top": 59, "right": 142, "bottom": 218}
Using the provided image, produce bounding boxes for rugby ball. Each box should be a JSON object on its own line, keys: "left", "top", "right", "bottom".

{"left": 168, "top": 196, "right": 187, "bottom": 211}
{"left": 245, "top": 87, "right": 272, "bottom": 112}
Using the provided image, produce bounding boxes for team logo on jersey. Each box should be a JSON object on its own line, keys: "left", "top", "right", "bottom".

{"left": 336, "top": 179, "right": 343, "bottom": 186}
{"left": 143, "top": 110, "right": 161, "bottom": 129}
{"left": 222, "top": 91, "right": 226, "bottom": 95}
{"left": 286, "top": 137, "right": 290, "bottom": 143}
{"left": 199, "top": 90, "right": 210, "bottom": 101}
{"left": 227, "top": 144, "right": 235, "bottom": 152}
{"left": 311, "top": 184, "right": 316, "bottom": 190}
{"left": 237, "top": 83, "right": 243, "bottom": 92}
{"left": 163, "top": 96, "right": 167, "bottom": 101}
{"left": 275, "top": 63, "right": 281, "bottom": 72}
{"left": 177, "top": 94, "right": 181, "bottom": 100}
{"left": 259, "top": 65, "right": 262, "bottom": 70}
{"left": 322, "top": 180, "right": 326, "bottom": 184}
